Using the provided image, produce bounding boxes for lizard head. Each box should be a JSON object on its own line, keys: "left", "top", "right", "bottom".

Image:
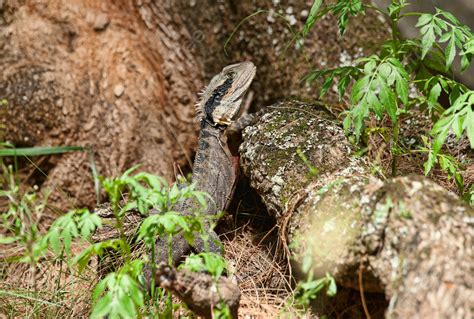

{"left": 196, "top": 61, "right": 256, "bottom": 126}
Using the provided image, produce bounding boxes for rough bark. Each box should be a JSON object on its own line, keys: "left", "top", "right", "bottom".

{"left": 240, "top": 101, "right": 473, "bottom": 318}
{"left": 0, "top": 1, "right": 202, "bottom": 209}
{"left": 0, "top": 0, "right": 390, "bottom": 209}
{"left": 154, "top": 263, "right": 240, "bottom": 319}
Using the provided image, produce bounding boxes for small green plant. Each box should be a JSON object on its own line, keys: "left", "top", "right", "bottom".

{"left": 290, "top": 273, "right": 337, "bottom": 314}
{"left": 283, "top": 238, "right": 337, "bottom": 316}
{"left": 180, "top": 252, "right": 228, "bottom": 280}
{"left": 302, "top": 0, "right": 473, "bottom": 192}
{"left": 1, "top": 153, "right": 228, "bottom": 318}
{"left": 0, "top": 163, "right": 50, "bottom": 267}
{"left": 90, "top": 260, "right": 145, "bottom": 319}
{"left": 180, "top": 252, "right": 231, "bottom": 318}
{"left": 0, "top": 146, "right": 94, "bottom": 317}
{"left": 296, "top": 148, "right": 319, "bottom": 177}
{"left": 70, "top": 166, "right": 222, "bottom": 318}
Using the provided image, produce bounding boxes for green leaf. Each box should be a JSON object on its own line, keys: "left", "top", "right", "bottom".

{"left": 445, "top": 30, "right": 457, "bottom": 70}
{"left": 460, "top": 54, "right": 471, "bottom": 72}
{"left": 434, "top": 18, "right": 448, "bottom": 32}
{"left": 367, "top": 92, "right": 383, "bottom": 119}
{"left": 421, "top": 27, "right": 436, "bottom": 58}
{"left": 320, "top": 76, "right": 334, "bottom": 98}
{"left": 428, "top": 83, "right": 442, "bottom": 111}
{"left": 117, "top": 286, "right": 136, "bottom": 317}
{"left": 338, "top": 74, "right": 351, "bottom": 99}
{"left": 342, "top": 114, "right": 352, "bottom": 133}
{"left": 303, "top": 0, "right": 323, "bottom": 37}
{"left": 48, "top": 230, "right": 61, "bottom": 254}
{"left": 433, "top": 125, "right": 450, "bottom": 154}
{"left": 424, "top": 151, "right": 436, "bottom": 175}
{"left": 415, "top": 14, "right": 432, "bottom": 28}
{"left": 452, "top": 116, "right": 465, "bottom": 139}
{"left": 169, "top": 183, "right": 179, "bottom": 201}
{"left": 330, "top": 0, "right": 364, "bottom": 35}
{"left": 439, "top": 9, "right": 460, "bottom": 25}
{"left": 0, "top": 236, "right": 20, "bottom": 244}
{"left": 465, "top": 109, "right": 474, "bottom": 148}
{"left": 92, "top": 277, "right": 109, "bottom": 302}
{"left": 379, "top": 81, "right": 397, "bottom": 123}
{"left": 350, "top": 76, "right": 370, "bottom": 103}
{"left": 396, "top": 77, "right": 409, "bottom": 105}
{"left": 378, "top": 63, "right": 391, "bottom": 79}
{"left": 193, "top": 192, "right": 208, "bottom": 209}
{"left": 326, "top": 275, "right": 337, "bottom": 297}
{"left": 91, "top": 294, "right": 112, "bottom": 319}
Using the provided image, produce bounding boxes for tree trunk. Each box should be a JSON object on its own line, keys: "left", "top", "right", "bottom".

{"left": 239, "top": 101, "right": 473, "bottom": 318}
{"left": 0, "top": 0, "right": 389, "bottom": 209}
{"left": 0, "top": 0, "right": 203, "bottom": 209}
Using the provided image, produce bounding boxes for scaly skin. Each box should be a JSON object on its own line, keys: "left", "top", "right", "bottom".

{"left": 145, "top": 62, "right": 257, "bottom": 286}
{"left": 94, "top": 63, "right": 256, "bottom": 290}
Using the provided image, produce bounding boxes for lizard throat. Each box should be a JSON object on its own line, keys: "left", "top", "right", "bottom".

{"left": 203, "top": 77, "right": 234, "bottom": 124}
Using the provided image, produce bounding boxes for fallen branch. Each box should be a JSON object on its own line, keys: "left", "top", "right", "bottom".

{"left": 240, "top": 101, "right": 473, "bottom": 318}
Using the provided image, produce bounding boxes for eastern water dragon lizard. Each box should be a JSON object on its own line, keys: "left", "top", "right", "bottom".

{"left": 94, "top": 62, "right": 257, "bottom": 286}
{"left": 148, "top": 61, "right": 257, "bottom": 270}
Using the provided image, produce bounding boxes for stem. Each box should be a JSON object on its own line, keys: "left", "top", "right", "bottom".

{"left": 399, "top": 12, "right": 423, "bottom": 18}
{"left": 54, "top": 249, "right": 64, "bottom": 303}
{"left": 112, "top": 201, "right": 131, "bottom": 260}
{"left": 391, "top": 120, "right": 400, "bottom": 177}
{"left": 150, "top": 239, "right": 156, "bottom": 305}
{"left": 167, "top": 234, "right": 173, "bottom": 266}
{"left": 391, "top": 18, "right": 400, "bottom": 42}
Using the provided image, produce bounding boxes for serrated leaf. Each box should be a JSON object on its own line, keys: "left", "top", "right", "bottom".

{"left": 343, "top": 114, "right": 352, "bottom": 133}
{"left": 169, "top": 183, "right": 179, "bottom": 201}
{"left": 439, "top": 10, "right": 460, "bottom": 25}
{"left": 421, "top": 28, "right": 436, "bottom": 58}
{"left": 460, "top": 54, "right": 471, "bottom": 72}
{"left": 367, "top": 92, "right": 383, "bottom": 119}
{"left": 364, "top": 59, "right": 377, "bottom": 74}
{"left": 439, "top": 32, "right": 451, "bottom": 43}
{"left": 49, "top": 230, "right": 61, "bottom": 254}
{"left": 452, "top": 116, "right": 465, "bottom": 139}
{"left": 434, "top": 18, "right": 448, "bottom": 31}
{"left": 320, "top": 76, "right": 334, "bottom": 97}
{"left": 193, "top": 192, "right": 208, "bottom": 209}
{"left": 465, "top": 109, "right": 474, "bottom": 148}
{"left": 432, "top": 115, "right": 453, "bottom": 134}
{"left": 117, "top": 283, "right": 136, "bottom": 317}
{"left": 91, "top": 294, "right": 112, "bottom": 318}
{"left": 428, "top": 83, "right": 442, "bottom": 112}
{"left": 378, "top": 63, "right": 392, "bottom": 79}
{"left": 424, "top": 151, "right": 436, "bottom": 175}
{"left": 432, "top": 125, "right": 450, "bottom": 154}
{"left": 338, "top": 74, "right": 351, "bottom": 99}
{"left": 303, "top": 0, "right": 323, "bottom": 37}
{"left": 416, "top": 14, "right": 432, "bottom": 27}
{"left": 350, "top": 76, "right": 370, "bottom": 103}
{"left": 92, "top": 277, "right": 109, "bottom": 302}
{"left": 445, "top": 30, "right": 457, "bottom": 70}
{"left": 379, "top": 81, "right": 398, "bottom": 123}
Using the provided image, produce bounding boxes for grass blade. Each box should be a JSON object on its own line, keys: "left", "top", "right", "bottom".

{"left": 0, "top": 146, "right": 84, "bottom": 157}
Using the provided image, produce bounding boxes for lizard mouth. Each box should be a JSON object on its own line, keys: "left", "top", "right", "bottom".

{"left": 215, "top": 117, "right": 232, "bottom": 126}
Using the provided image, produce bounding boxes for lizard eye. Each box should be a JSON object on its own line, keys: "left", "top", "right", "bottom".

{"left": 226, "top": 71, "right": 235, "bottom": 79}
